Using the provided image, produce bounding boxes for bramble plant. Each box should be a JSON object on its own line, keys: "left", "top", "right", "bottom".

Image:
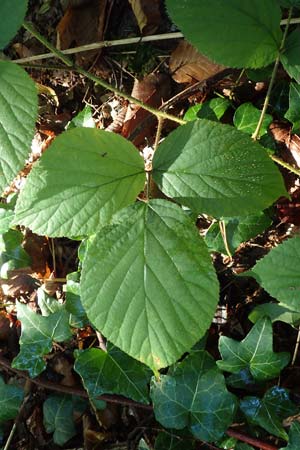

{"left": 1, "top": 0, "right": 300, "bottom": 448}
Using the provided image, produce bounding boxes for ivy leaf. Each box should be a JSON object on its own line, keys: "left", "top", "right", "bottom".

{"left": 81, "top": 199, "right": 219, "bottom": 371}
{"left": 150, "top": 350, "right": 237, "bottom": 442}
{"left": 0, "top": 229, "right": 31, "bottom": 278}
{"left": 153, "top": 120, "right": 286, "bottom": 218}
{"left": 14, "top": 128, "right": 145, "bottom": 238}
{"left": 248, "top": 236, "right": 300, "bottom": 312}
{"left": 285, "top": 82, "right": 300, "bottom": 133}
{"left": 280, "top": 422, "right": 300, "bottom": 450}
{"left": 0, "top": 0, "right": 28, "bottom": 49}
{"left": 154, "top": 431, "right": 195, "bottom": 450}
{"left": 0, "top": 376, "right": 24, "bottom": 423}
{"left": 233, "top": 103, "right": 272, "bottom": 137}
{"left": 43, "top": 394, "right": 76, "bottom": 446}
{"left": 217, "top": 317, "right": 290, "bottom": 380}
{"left": 65, "top": 272, "right": 88, "bottom": 328}
{"left": 166, "top": 0, "right": 282, "bottom": 69}
{"left": 240, "top": 386, "right": 298, "bottom": 440}
{"left": 74, "top": 344, "right": 152, "bottom": 404}
{"left": 249, "top": 303, "right": 300, "bottom": 326}
{"left": 0, "top": 61, "right": 38, "bottom": 194}
{"left": 12, "top": 302, "right": 72, "bottom": 377}
{"left": 280, "top": 28, "right": 300, "bottom": 83}
{"left": 205, "top": 213, "right": 272, "bottom": 255}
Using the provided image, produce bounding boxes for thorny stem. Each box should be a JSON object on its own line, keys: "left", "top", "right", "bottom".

{"left": 22, "top": 21, "right": 185, "bottom": 125}
{"left": 252, "top": 8, "right": 293, "bottom": 141}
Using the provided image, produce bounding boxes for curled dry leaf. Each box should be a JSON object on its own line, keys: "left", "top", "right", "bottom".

{"left": 128, "top": 0, "right": 161, "bottom": 35}
{"left": 57, "top": 0, "right": 107, "bottom": 66}
{"left": 169, "top": 40, "right": 225, "bottom": 84}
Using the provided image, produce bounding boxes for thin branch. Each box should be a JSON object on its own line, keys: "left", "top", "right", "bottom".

{"left": 13, "top": 32, "right": 184, "bottom": 64}
{"left": 270, "top": 154, "right": 300, "bottom": 176}
{"left": 219, "top": 220, "right": 232, "bottom": 259}
{"left": 252, "top": 8, "right": 293, "bottom": 141}
{"left": 291, "top": 325, "right": 300, "bottom": 366}
{"left": 227, "top": 428, "right": 278, "bottom": 450}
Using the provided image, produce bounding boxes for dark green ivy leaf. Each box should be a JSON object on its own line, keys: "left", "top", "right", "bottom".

{"left": 240, "top": 386, "right": 298, "bottom": 440}
{"left": 233, "top": 103, "right": 272, "bottom": 137}
{"left": 0, "top": 376, "right": 24, "bottom": 423}
{"left": 155, "top": 431, "right": 195, "bottom": 450}
{"left": 151, "top": 350, "right": 237, "bottom": 442}
{"left": 217, "top": 317, "right": 290, "bottom": 380}
{"left": 280, "top": 422, "right": 300, "bottom": 450}
{"left": 43, "top": 394, "right": 76, "bottom": 446}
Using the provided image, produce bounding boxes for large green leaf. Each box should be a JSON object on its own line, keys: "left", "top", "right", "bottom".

{"left": 81, "top": 199, "right": 219, "bottom": 371}
{"left": 74, "top": 344, "right": 152, "bottom": 404}
{"left": 14, "top": 128, "right": 145, "bottom": 238}
{"left": 280, "top": 422, "right": 300, "bottom": 450}
{"left": 0, "top": 0, "right": 28, "bottom": 49}
{"left": 240, "top": 386, "right": 297, "bottom": 440}
{"left": 217, "top": 317, "right": 290, "bottom": 380}
{"left": 150, "top": 351, "right": 237, "bottom": 442}
{"left": 0, "top": 376, "right": 24, "bottom": 423}
{"left": 249, "top": 236, "right": 300, "bottom": 311}
{"left": 0, "top": 61, "right": 37, "bottom": 194}
{"left": 153, "top": 120, "right": 286, "bottom": 218}
{"left": 280, "top": 28, "right": 300, "bottom": 83}
{"left": 12, "top": 302, "right": 72, "bottom": 377}
{"left": 43, "top": 395, "right": 76, "bottom": 446}
{"left": 166, "top": 0, "right": 282, "bottom": 68}
{"left": 285, "top": 82, "right": 300, "bottom": 133}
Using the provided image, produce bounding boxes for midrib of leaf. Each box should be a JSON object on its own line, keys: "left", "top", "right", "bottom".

{"left": 250, "top": 319, "right": 266, "bottom": 362}
{"left": 221, "top": 339, "right": 248, "bottom": 365}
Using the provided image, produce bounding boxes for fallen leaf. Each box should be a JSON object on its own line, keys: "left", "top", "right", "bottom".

{"left": 128, "top": 0, "right": 161, "bottom": 35}
{"left": 169, "top": 40, "right": 225, "bottom": 84}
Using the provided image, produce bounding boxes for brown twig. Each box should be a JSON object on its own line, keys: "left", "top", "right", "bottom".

{"left": 227, "top": 428, "right": 279, "bottom": 450}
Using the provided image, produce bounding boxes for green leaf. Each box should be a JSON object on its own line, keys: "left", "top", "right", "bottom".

{"left": 81, "top": 199, "right": 219, "bottom": 371}
{"left": 0, "top": 0, "right": 28, "bottom": 49}
{"left": 155, "top": 432, "right": 195, "bottom": 450}
{"left": 226, "top": 368, "right": 258, "bottom": 390}
{"left": 280, "top": 422, "right": 300, "bottom": 450}
{"left": 278, "top": 0, "right": 300, "bottom": 7}
{"left": 152, "top": 120, "right": 286, "bottom": 218}
{"left": 249, "top": 236, "right": 300, "bottom": 311}
{"left": 184, "top": 98, "right": 231, "bottom": 122}
{"left": 14, "top": 128, "right": 145, "bottom": 238}
{"left": 74, "top": 344, "right": 152, "bottom": 404}
{"left": 249, "top": 303, "right": 300, "bottom": 326}
{"left": 166, "top": 0, "right": 282, "bottom": 68}
{"left": 0, "top": 61, "right": 38, "bottom": 194}
{"left": 43, "top": 394, "right": 76, "bottom": 446}
{"left": 205, "top": 213, "right": 272, "bottom": 255}
{"left": 285, "top": 82, "right": 300, "bottom": 133}
{"left": 217, "top": 317, "right": 290, "bottom": 380}
{"left": 0, "top": 376, "right": 24, "bottom": 423}
{"left": 0, "top": 203, "right": 14, "bottom": 234}
{"left": 0, "top": 229, "right": 31, "bottom": 278}
{"left": 240, "top": 386, "right": 298, "bottom": 440}
{"left": 233, "top": 103, "right": 272, "bottom": 137}
{"left": 150, "top": 350, "right": 237, "bottom": 442}
{"left": 65, "top": 272, "right": 88, "bottom": 328}
{"left": 280, "top": 28, "right": 300, "bottom": 83}
{"left": 12, "top": 302, "right": 72, "bottom": 377}
{"left": 67, "top": 105, "right": 95, "bottom": 129}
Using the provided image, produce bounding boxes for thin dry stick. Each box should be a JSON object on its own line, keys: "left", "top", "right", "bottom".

{"left": 291, "top": 325, "right": 300, "bottom": 366}
{"left": 146, "top": 117, "right": 164, "bottom": 200}
{"left": 252, "top": 8, "right": 293, "bottom": 141}
{"left": 219, "top": 220, "right": 232, "bottom": 259}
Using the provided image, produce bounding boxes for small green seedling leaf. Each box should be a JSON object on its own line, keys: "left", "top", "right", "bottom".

{"left": 249, "top": 303, "right": 300, "bottom": 326}
{"left": 75, "top": 344, "right": 152, "bottom": 404}
{"left": 43, "top": 394, "right": 76, "bottom": 446}
{"left": 240, "top": 386, "right": 298, "bottom": 440}
{"left": 166, "top": 0, "right": 282, "bottom": 68}
{"left": 280, "top": 28, "right": 300, "bottom": 83}
{"left": 0, "top": 376, "right": 24, "bottom": 423}
{"left": 14, "top": 128, "right": 145, "bottom": 238}
{"left": 0, "top": 0, "right": 28, "bottom": 49}
{"left": 153, "top": 120, "right": 286, "bottom": 218}
{"left": 67, "top": 105, "right": 95, "bottom": 129}
{"left": 12, "top": 302, "right": 72, "bottom": 377}
{"left": 155, "top": 431, "right": 195, "bottom": 450}
{"left": 150, "top": 350, "right": 237, "bottom": 442}
{"left": 0, "top": 229, "right": 31, "bottom": 278}
{"left": 233, "top": 103, "right": 272, "bottom": 137}
{"left": 280, "top": 422, "right": 300, "bottom": 450}
{"left": 81, "top": 199, "right": 219, "bottom": 371}
{"left": 205, "top": 213, "right": 271, "bottom": 255}
{"left": 248, "top": 236, "right": 300, "bottom": 312}
{"left": 184, "top": 98, "right": 231, "bottom": 122}
{"left": 285, "top": 82, "right": 300, "bottom": 133}
{"left": 217, "top": 317, "right": 290, "bottom": 380}
{"left": 0, "top": 61, "right": 38, "bottom": 194}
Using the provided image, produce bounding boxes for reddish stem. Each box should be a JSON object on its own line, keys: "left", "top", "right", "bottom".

{"left": 227, "top": 428, "right": 278, "bottom": 450}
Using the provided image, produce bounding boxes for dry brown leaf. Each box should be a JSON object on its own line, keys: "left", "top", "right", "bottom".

{"left": 57, "top": 0, "right": 107, "bottom": 66}
{"left": 128, "top": 0, "right": 161, "bottom": 35}
{"left": 169, "top": 40, "right": 225, "bottom": 84}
